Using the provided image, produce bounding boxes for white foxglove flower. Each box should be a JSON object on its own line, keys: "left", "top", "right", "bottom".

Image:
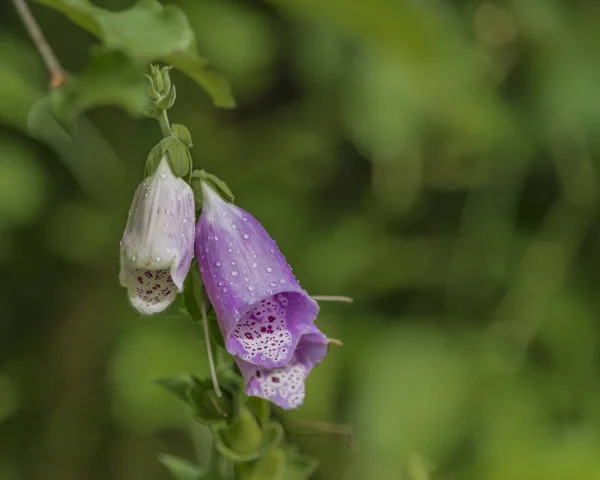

{"left": 119, "top": 156, "right": 195, "bottom": 314}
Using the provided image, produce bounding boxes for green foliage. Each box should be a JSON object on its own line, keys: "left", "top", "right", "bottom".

{"left": 34, "top": 0, "right": 235, "bottom": 111}
{"left": 158, "top": 454, "right": 206, "bottom": 480}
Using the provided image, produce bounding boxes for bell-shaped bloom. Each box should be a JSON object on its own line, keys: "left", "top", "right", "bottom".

{"left": 195, "top": 182, "right": 320, "bottom": 372}
{"left": 236, "top": 323, "right": 328, "bottom": 409}
{"left": 120, "top": 156, "right": 195, "bottom": 314}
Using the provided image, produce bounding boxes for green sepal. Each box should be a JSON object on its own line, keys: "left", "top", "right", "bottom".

{"left": 172, "top": 123, "right": 193, "bottom": 148}
{"left": 280, "top": 447, "right": 319, "bottom": 480}
{"left": 158, "top": 454, "right": 205, "bottom": 480}
{"left": 212, "top": 407, "right": 284, "bottom": 463}
{"left": 145, "top": 136, "right": 191, "bottom": 178}
{"left": 191, "top": 170, "right": 234, "bottom": 210}
{"left": 156, "top": 84, "right": 177, "bottom": 110}
{"left": 154, "top": 373, "right": 242, "bottom": 425}
{"left": 143, "top": 101, "right": 161, "bottom": 119}
{"left": 247, "top": 397, "right": 271, "bottom": 427}
{"left": 239, "top": 448, "right": 286, "bottom": 480}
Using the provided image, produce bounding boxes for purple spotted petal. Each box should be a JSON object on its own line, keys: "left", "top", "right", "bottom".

{"left": 236, "top": 323, "right": 328, "bottom": 410}
{"left": 195, "top": 182, "right": 319, "bottom": 369}
{"left": 119, "top": 157, "right": 195, "bottom": 314}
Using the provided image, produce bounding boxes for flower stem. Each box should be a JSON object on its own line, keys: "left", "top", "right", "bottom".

{"left": 157, "top": 109, "right": 172, "bottom": 137}
{"left": 11, "top": 0, "right": 67, "bottom": 88}
{"left": 201, "top": 297, "right": 222, "bottom": 397}
{"left": 311, "top": 295, "right": 354, "bottom": 303}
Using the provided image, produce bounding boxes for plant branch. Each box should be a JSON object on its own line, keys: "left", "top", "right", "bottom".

{"left": 201, "top": 296, "right": 222, "bottom": 397}
{"left": 11, "top": 0, "right": 67, "bottom": 88}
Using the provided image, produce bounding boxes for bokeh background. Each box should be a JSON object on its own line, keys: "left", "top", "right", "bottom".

{"left": 3, "top": 0, "right": 600, "bottom": 479}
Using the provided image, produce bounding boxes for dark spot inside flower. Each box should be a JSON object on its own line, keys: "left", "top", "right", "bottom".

{"left": 146, "top": 290, "right": 152, "bottom": 294}
{"left": 256, "top": 371, "right": 261, "bottom": 377}
{"left": 138, "top": 277, "right": 143, "bottom": 283}
{"left": 268, "top": 316, "right": 275, "bottom": 322}
{"left": 261, "top": 327, "right": 266, "bottom": 332}
{"left": 272, "top": 376, "right": 280, "bottom": 383}
{"left": 245, "top": 333, "right": 254, "bottom": 340}
{"left": 145, "top": 271, "right": 153, "bottom": 278}
{"left": 167, "top": 275, "right": 172, "bottom": 282}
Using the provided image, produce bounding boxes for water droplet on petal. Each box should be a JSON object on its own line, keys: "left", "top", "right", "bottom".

{"left": 156, "top": 256, "right": 161, "bottom": 262}
{"left": 183, "top": 218, "right": 187, "bottom": 224}
{"left": 216, "top": 261, "right": 222, "bottom": 267}
{"left": 222, "top": 287, "right": 228, "bottom": 292}
{"left": 166, "top": 248, "right": 171, "bottom": 253}
{"left": 266, "top": 267, "right": 273, "bottom": 273}
{"left": 243, "top": 234, "right": 250, "bottom": 239}
{"left": 144, "top": 193, "right": 149, "bottom": 198}
{"left": 161, "top": 172, "right": 168, "bottom": 179}
{"left": 218, "top": 280, "right": 225, "bottom": 286}
{"left": 248, "top": 285, "right": 255, "bottom": 291}
{"left": 166, "top": 209, "right": 170, "bottom": 215}
{"left": 270, "top": 249, "right": 275, "bottom": 253}
{"left": 242, "top": 216, "right": 248, "bottom": 222}
{"left": 232, "top": 223, "right": 237, "bottom": 229}
{"left": 228, "top": 248, "right": 233, "bottom": 252}
{"left": 270, "top": 282, "right": 277, "bottom": 287}
{"left": 279, "top": 279, "right": 285, "bottom": 284}
{"left": 244, "top": 277, "right": 249, "bottom": 282}
{"left": 252, "top": 262, "right": 258, "bottom": 268}
{"left": 222, "top": 212, "right": 227, "bottom": 217}
{"left": 214, "top": 236, "right": 219, "bottom": 241}
{"left": 232, "top": 270, "right": 239, "bottom": 276}
{"left": 132, "top": 255, "right": 137, "bottom": 262}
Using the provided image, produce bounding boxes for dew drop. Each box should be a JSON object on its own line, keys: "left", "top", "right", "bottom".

{"left": 166, "top": 209, "right": 170, "bottom": 215}
{"left": 270, "top": 249, "right": 275, "bottom": 253}
{"left": 242, "top": 216, "right": 248, "bottom": 222}
{"left": 183, "top": 218, "right": 187, "bottom": 224}
{"left": 266, "top": 267, "right": 273, "bottom": 273}
{"left": 270, "top": 282, "right": 277, "bottom": 287}
{"left": 252, "top": 262, "right": 258, "bottom": 268}
{"left": 279, "top": 279, "right": 285, "bottom": 284}
{"left": 216, "top": 261, "right": 222, "bottom": 267}
{"left": 218, "top": 280, "right": 225, "bottom": 286}
{"left": 132, "top": 255, "right": 138, "bottom": 262}
{"left": 228, "top": 248, "right": 233, "bottom": 252}
{"left": 166, "top": 248, "right": 171, "bottom": 253}
{"left": 156, "top": 256, "right": 161, "bottom": 262}
{"left": 248, "top": 285, "right": 255, "bottom": 292}
{"left": 232, "top": 223, "right": 237, "bottom": 230}
{"left": 222, "top": 287, "right": 228, "bottom": 293}
{"left": 244, "top": 277, "right": 249, "bottom": 282}
{"left": 222, "top": 212, "right": 227, "bottom": 217}
{"left": 144, "top": 193, "right": 149, "bottom": 198}
{"left": 232, "top": 270, "right": 239, "bottom": 277}
{"left": 243, "top": 234, "right": 250, "bottom": 239}
{"left": 161, "top": 172, "right": 168, "bottom": 179}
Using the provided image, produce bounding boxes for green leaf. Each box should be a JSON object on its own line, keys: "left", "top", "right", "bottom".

{"left": 51, "top": 48, "right": 147, "bottom": 119}
{"left": 34, "top": 0, "right": 235, "bottom": 108}
{"left": 158, "top": 453, "right": 205, "bottom": 480}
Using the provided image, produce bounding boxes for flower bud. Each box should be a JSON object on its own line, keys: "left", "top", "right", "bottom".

{"left": 120, "top": 156, "right": 195, "bottom": 314}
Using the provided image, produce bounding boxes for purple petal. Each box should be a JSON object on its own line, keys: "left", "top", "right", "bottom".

{"left": 195, "top": 182, "right": 319, "bottom": 369}
{"left": 236, "top": 323, "right": 328, "bottom": 410}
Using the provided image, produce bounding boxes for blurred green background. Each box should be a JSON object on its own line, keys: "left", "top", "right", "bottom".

{"left": 3, "top": 0, "right": 600, "bottom": 479}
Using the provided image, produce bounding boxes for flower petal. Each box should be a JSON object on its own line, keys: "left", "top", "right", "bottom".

{"left": 236, "top": 323, "right": 328, "bottom": 410}
{"left": 120, "top": 157, "right": 195, "bottom": 314}
{"left": 195, "top": 182, "right": 318, "bottom": 368}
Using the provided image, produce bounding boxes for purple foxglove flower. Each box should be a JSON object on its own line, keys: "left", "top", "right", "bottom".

{"left": 120, "top": 156, "right": 195, "bottom": 314}
{"left": 236, "top": 323, "right": 328, "bottom": 409}
{"left": 195, "top": 182, "right": 320, "bottom": 372}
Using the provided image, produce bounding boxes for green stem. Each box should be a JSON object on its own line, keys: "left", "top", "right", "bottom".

{"left": 157, "top": 109, "right": 171, "bottom": 137}
{"left": 208, "top": 442, "right": 221, "bottom": 474}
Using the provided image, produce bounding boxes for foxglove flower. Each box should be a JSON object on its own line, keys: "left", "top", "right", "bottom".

{"left": 120, "top": 156, "right": 195, "bottom": 314}
{"left": 195, "top": 182, "right": 325, "bottom": 408}
{"left": 236, "top": 323, "right": 328, "bottom": 409}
